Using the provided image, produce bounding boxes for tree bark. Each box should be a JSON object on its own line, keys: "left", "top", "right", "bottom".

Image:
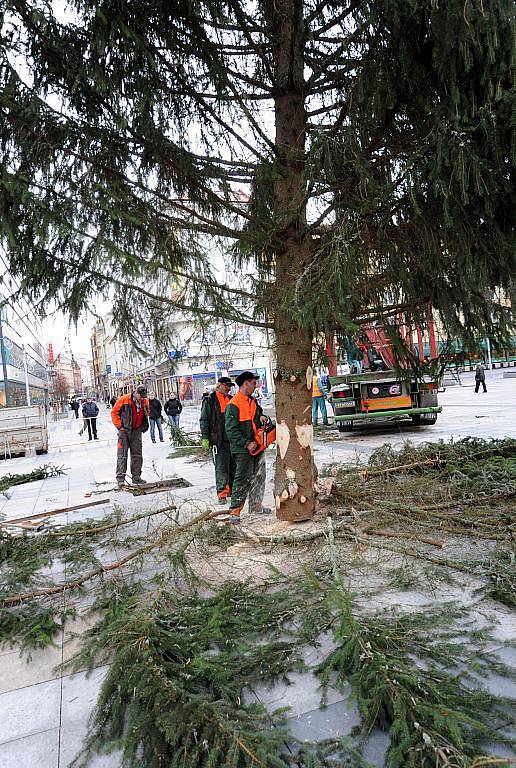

{"left": 271, "top": 0, "right": 316, "bottom": 521}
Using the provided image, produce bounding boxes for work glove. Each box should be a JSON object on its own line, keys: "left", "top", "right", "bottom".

{"left": 201, "top": 438, "right": 210, "bottom": 450}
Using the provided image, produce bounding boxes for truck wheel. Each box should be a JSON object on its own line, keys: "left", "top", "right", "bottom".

{"left": 338, "top": 421, "right": 353, "bottom": 432}
{"left": 411, "top": 414, "right": 422, "bottom": 425}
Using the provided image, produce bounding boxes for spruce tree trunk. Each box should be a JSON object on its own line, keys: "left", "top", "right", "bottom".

{"left": 272, "top": 0, "right": 316, "bottom": 521}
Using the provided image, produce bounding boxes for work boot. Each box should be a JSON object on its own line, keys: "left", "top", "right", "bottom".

{"left": 117, "top": 481, "right": 125, "bottom": 490}
{"left": 132, "top": 478, "right": 147, "bottom": 486}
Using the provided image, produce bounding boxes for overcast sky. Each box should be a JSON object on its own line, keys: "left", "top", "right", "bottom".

{"left": 42, "top": 309, "right": 102, "bottom": 360}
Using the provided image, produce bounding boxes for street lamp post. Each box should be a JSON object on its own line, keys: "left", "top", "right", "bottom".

{"left": 485, "top": 337, "right": 493, "bottom": 370}
{"left": 22, "top": 346, "right": 31, "bottom": 406}
{"left": 0, "top": 309, "right": 10, "bottom": 407}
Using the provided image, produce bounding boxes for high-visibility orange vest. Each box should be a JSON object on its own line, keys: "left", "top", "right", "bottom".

{"left": 312, "top": 378, "right": 323, "bottom": 398}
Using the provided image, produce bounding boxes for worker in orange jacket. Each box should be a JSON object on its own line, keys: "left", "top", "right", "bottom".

{"left": 111, "top": 386, "right": 150, "bottom": 488}
{"left": 312, "top": 372, "right": 329, "bottom": 426}
{"left": 224, "top": 371, "right": 271, "bottom": 524}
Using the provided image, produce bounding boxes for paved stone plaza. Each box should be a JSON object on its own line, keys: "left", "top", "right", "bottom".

{"left": 0, "top": 369, "right": 514, "bottom": 767}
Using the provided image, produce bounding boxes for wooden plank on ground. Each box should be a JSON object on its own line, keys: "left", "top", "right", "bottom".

{"left": 0, "top": 498, "right": 111, "bottom": 526}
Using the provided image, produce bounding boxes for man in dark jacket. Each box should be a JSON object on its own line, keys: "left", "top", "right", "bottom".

{"left": 164, "top": 392, "right": 182, "bottom": 427}
{"left": 70, "top": 398, "right": 80, "bottom": 418}
{"left": 475, "top": 363, "right": 487, "bottom": 393}
{"left": 148, "top": 393, "right": 164, "bottom": 442}
{"left": 82, "top": 397, "right": 99, "bottom": 440}
{"left": 200, "top": 377, "right": 235, "bottom": 504}
{"left": 224, "top": 371, "right": 270, "bottom": 524}
{"left": 111, "top": 386, "right": 150, "bottom": 488}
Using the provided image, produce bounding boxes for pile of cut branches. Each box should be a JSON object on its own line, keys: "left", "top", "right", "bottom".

{"left": 63, "top": 565, "right": 515, "bottom": 768}
{"left": 1, "top": 440, "right": 515, "bottom": 766}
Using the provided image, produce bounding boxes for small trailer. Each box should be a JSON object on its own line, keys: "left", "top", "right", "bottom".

{"left": 329, "top": 370, "right": 441, "bottom": 432}
{"left": 0, "top": 405, "right": 49, "bottom": 458}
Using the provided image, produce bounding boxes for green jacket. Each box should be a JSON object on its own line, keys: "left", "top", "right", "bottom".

{"left": 199, "top": 391, "right": 229, "bottom": 447}
{"left": 225, "top": 391, "right": 263, "bottom": 455}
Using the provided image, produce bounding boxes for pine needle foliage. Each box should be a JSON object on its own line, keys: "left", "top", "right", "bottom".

{"left": 166, "top": 423, "right": 201, "bottom": 447}
{"left": 0, "top": 601, "right": 75, "bottom": 655}
{"left": 315, "top": 576, "right": 515, "bottom": 768}
{"left": 0, "top": 0, "right": 513, "bottom": 348}
{"left": 70, "top": 581, "right": 307, "bottom": 768}
{"left": 0, "top": 465, "right": 65, "bottom": 495}
{"left": 472, "top": 550, "right": 516, "bottom": 609}
{"left": 333, "top": 438, "right": 516, "bottom": 530}
{"left": 0, "top": 508, "right": 166, "bottom": 650}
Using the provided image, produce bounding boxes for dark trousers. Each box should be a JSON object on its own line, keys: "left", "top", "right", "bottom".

{"left": 116, "top": 429, "right": 143, "bottom": 483}
{"left": 73, "top": 409, "right": 79, "bottom": 419}
{"left": 86, "top": 418, "right": 97, "bottom": 439}
{"left": 213, "top": 442, "right": 236, "bottom": 499}
{"left": 475, "top": 380, "right": 487, "bottom": 392}
{"left": 229, "top": 452, "right": 266, "bottom": 514}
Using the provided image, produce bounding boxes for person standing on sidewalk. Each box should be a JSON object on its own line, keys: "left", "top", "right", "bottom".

{"left": 82, "top": 397, "right": 99, "bottom": 440}
{"left": 312, "top": 371, "right": 329, "bottom": 426}
{"left": 164, "top": 392, "right": 182, "bottom": 428}
{"left": 70, "top": 398, "right": 80, "bottom": 419}
{"left": 475, "top": 363, "right": 487, "bottom": 393}
{"left": 200, "top": 376, "right": 235, "bottom": 504}
{"left": 224, "top": 371, "right": 270, "bottom": 524}
{"left": 111, "top": 386, "right": 150, "bottom": 488}
{"left": 148, "top": 393, "right": 164, "bottom": 442}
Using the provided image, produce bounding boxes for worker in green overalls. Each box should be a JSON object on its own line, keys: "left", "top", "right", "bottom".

{"left": 200, "top": 376, "right": 235, "bottom": 504}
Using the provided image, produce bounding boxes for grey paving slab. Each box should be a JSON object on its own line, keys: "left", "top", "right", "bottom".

{"left": 287, "top": 693, "right": 361, "bottom": 742}
{"left": 60, "top": 723, "right": 122, "bottom": 768}
{"left": 0, "top": 727, "right": 59, "bottom": 768}
{"left": 250, "top": 669, "right": 345, "bottom": 718}
{"left": 0, "top": 677, "right": 61, "bottom": 745}
{"left": 60, "top": 665, "right": 122, "bottom": 768}
{"left": 362, "top": 730, "right": 391, "bottom": 767}
{"left": 61, "top": 665, "right": 110, "bottom": 726}
{"left": 0, "top": 643, "right": 63, "bottom": 695}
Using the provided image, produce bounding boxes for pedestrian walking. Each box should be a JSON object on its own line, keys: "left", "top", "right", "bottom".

{"left": 312, "top": 371, "right": 329, "bottom": 426}
{"left": 111, "top": 386, "right": 150, "bottom": 488}
{"left": 475, "top": 363, "right": 487, "bottom": 393}
{"left": 70, "top": 398, "right": 80, "bottom": 419}
{"left": 164, "top": 392, "right": 182, "bottom": 428}
{"left": 82, "top": 397, "right": 99, "bottom": 440}
{"left": 148, "top": 393, "right": 164, "bottom": 443}
{"left": 200, "top": 376, "right": 235, "bottom": 504}
{"left": 224, "top": 371, "right": 271, "bottom": 524}
{"left": 110, "top": 395, "right": 117, "bottom": 408}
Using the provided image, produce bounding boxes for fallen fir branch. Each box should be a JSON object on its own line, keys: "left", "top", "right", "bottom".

{"left": 0, "top": 464, "right": 65, "bottom": 495}
{"left": 47, "top": 505, "right": 177, "bottom": 538}
{"left": 68, "top": 578, "right": 369, "bottom": 768}
{"left": 66, "top": 567, "right": 515, "bottom": 768}
{"left": 1, "top": 508, "right": 214, "bottom": 606}
{"left": 315, "top": 568, "right": 515, "bottom": 768}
